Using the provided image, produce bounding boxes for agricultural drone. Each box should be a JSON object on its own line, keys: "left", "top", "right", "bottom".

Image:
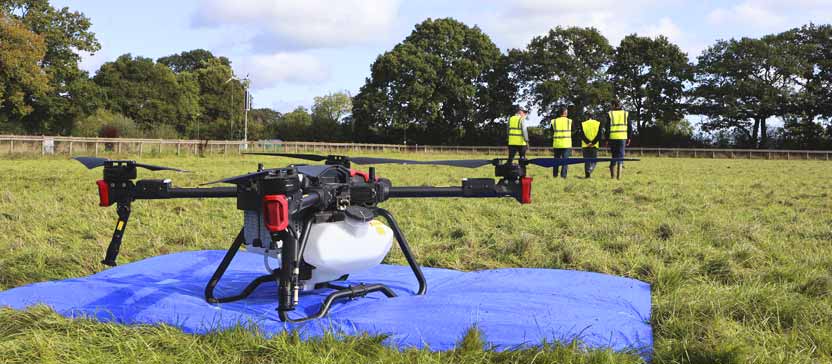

{"left": 74, "top": 153, "right": 636, "bottom": 322}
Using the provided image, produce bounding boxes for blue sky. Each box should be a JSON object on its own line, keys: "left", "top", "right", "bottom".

{"left": 54, "top": 0, "right": 831, "bottom": 119}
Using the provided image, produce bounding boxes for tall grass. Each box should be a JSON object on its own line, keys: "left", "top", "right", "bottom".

{"left": 1, "top": 154, "right": 830, "bottom": 363}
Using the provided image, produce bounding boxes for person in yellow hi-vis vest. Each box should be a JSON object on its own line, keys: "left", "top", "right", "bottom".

{"left": 604, "top": 100, "right": 632, "bottom": 180}
{"left": 578, "top": 116, "right": 604, "bottom": 178}
{"left": 506, "top": 107, "right": 529, "bottom": 165}
{"left": 551, "top": 107, "right": 575, "bottom": 178}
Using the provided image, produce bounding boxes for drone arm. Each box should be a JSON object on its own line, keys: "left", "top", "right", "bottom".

{"left": 165, "top": 187, "right": 237, "bottom": 199}
{"left": 388, "top": 178, "right": 509, "bottom": 199}
{"left": 388, "top": 186, "right": 466, "bottom": 198}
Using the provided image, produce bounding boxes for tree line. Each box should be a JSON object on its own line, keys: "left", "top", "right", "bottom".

{"left": 2, "top": 2, "right": 831, "bottom": 149}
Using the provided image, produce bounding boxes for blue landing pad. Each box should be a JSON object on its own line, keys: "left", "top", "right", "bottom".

{"left": 0, "top": 251, "right": 652, "bottom": 358}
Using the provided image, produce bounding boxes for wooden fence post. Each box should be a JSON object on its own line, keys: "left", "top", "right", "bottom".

{"left": 69, "top": 141, "right": 73, "bottom": 155}
{"left": 95, "top": 142, "right": 99, "bottom": 156}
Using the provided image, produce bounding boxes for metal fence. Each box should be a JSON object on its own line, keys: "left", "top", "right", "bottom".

{"left": 1, "top": 135, "right": 830, "bottom": 160}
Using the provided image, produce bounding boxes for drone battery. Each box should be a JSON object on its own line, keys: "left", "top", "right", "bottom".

{"left": 462, "top": 178, "right": 495, "bottom": 197}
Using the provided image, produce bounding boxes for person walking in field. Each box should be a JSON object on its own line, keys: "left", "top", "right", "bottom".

{"left": 605, "top": 100, "right": 631, "bottom": 180}
{"left": 551, "top": 107, "right": 574, "bottom": 178}
{"left": 506, "top": 107, "right": 530, "bottom": 165}
{"left": 578, "top": 115, "right": 604, "bottom": 178}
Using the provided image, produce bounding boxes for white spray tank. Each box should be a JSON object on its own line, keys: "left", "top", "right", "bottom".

{"left": 243, "top": 206, "right": 394, "bottom": 291}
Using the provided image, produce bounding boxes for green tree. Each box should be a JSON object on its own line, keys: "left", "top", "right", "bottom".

{"left": 692, "top": 36, "right": 798, "bottom": 148}
{"left": 311, "top": 91, "right": 351, "bottom": 141}
{"left": 158, "top": 50, "right": 247, "bottom": 140}
{"left": 247, "top": 108, "right": 281, "bottom": 140}
{"left": 778, "top": 24, "right": 832, "bottom": 149}
{"left": 93, "top": 54, "right": 199, "bottom": 136}
{"left": 609, "top": 35, "right": 692, "bottom": 134}
{"left": 2, "top": 0, "right": 101, "bottom": 134}
{"left": 72, "top": 108, "right": 140, "bottom": 138}
{"left": 352, "top": 18, "right": 511, "bottom": 145}
{"left": 188, "top": 58, "right": 246, "bottom": 140}
{"left": 0, "top": 12, "right": 50, "bottom": 129}
{"left": 158, "top": 49, "right": 231, "bottom": 74}
{"left": 512, "top": 26, "right": 614, "bottom": 125}
{"left": 276, "top": 107, "right": 312, "bottom": 141}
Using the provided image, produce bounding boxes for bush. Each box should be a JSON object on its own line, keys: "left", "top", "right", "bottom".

{"left": 73, "top": 109, "right": 141, "bottom": 138}
{"left": 143, "top": 124, "right": 180, "bottom": 139}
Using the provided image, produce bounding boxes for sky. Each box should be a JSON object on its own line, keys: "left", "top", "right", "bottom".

{"left": 53, "top": 0, "right": 832, "bottom": 119}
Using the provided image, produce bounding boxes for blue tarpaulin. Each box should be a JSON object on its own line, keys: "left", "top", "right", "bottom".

{"left": 0, "top": 250, "right": 652, "bottom": 358}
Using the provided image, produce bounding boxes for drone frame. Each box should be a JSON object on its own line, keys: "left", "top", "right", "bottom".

{"left": 77, "top": 153, "right": 634, "bottom": 322}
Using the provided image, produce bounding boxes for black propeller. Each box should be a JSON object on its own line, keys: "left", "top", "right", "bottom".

{"left": 526, "top": 157, "right": 640, "bottom": 168}
{"left": 72, "top": 157, "right": 188, "bottom": 172}
{"left": 244, "top": 152, "right": 638, "bottom": 169}
{"left": 201, "top": 170, "right": 269, "bottom": 185}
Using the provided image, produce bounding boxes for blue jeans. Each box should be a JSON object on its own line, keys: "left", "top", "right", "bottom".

{"left": 553, "top": 148, "right": 571, "bottom": 177}
{"left": 609, "top": 140, "right": 625, "bottom": 167}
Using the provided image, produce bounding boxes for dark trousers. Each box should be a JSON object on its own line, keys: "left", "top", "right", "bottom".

{"left": 553, "top": 148, "right": 571, "bottom": 177}
{"left": 609, "top": 140, "right": 626, "bottom": 167}
{"left": 507, "top": 145, "right": 527, "bottom": 165}
{"left": 582, "top": 147, "right": 598, "bottom": 176}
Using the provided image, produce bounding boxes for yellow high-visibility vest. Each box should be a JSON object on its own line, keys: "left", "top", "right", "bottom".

{"left": 507, "top": 115, "right": 526, "bottom": 146}
{"left": 581, "top": 119, "right": 601, "bottom": 149}
{"left": 609, "top": 110, "right": 629, "bottom": 140}
{"left": 551, "top": 117, "right": 572, "bottom": 148}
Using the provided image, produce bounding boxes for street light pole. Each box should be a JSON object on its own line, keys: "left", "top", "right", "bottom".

{"left": 243, "top": 76, "right": 249, "bottom": 149}
{"left": 225, "top": 73, "right": 251, "bottom": 150}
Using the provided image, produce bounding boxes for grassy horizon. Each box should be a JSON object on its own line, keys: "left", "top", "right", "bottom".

{"left": 1, "top": 154, "right": 830, "bottom": 363}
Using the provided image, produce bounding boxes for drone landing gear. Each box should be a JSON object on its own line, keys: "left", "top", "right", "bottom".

{"left": 203, "top": 207, "right": 427, "bottom": 322}
{"left": 204, "top": 229, "right": 276, "bottom": 303}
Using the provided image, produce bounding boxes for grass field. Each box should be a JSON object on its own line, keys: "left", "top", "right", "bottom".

{"left": 0, "top": 153, "right": 830, "bottom": 364}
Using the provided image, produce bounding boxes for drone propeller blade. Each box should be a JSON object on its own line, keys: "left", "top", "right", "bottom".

{"left": 133, "top": 162, "right": 188, "bottom": 172}
{"left": 243, "top": 152, "right": 328, "bottom": 161}
{"left": 72, "top": 156, "right": 187, "bottom": 172}
{"left": 349, "top": 157, "right": 495, "bottom": 169}
{"left": 201, "top": 170, "right": 268, "bottom": 185}
{"left": 73, "top": 156, "right": 110, "bottom": 169}
{"left": 527, "top": 157, "right": 640, "bottom": 168}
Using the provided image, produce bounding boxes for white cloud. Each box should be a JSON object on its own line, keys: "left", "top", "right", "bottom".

{"left": 193, "top": 0, "right": 401, "bottom": 50}
{"left": 237, "top": 53, "right": 330, "bottom": 89}
{"left": 707, "top": 1, "right": 786, "bottom": 28}
{"left": 480, "top": 0, "right": 668, "bottom": 49}
{"left": 641, "top": 17, "right": 683, "bottom": 42}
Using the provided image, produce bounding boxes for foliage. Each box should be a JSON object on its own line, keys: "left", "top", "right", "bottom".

{"left": 692, "top": 36, "right": 799, "bottom": 148}
{"left": 1, "top": 0, "right": 101, "bottom": 134}
{"left": 157, "top": 49, "right": 230, "bottom": 74}
{"left": 275, "top": 107, "right": 313, "bottom": 141}
{"left": 353, "top": 18, "right": 513, "bottom": 145}
{"left": 246, "top": 108, "right": 281, "bottom": 141}
{"left": 609, "top": 35, "right": 692, "bottom": 133}
{"left": 93, "top": 54, "right": 199, "bottom": 134}
{"left": 310, "top": 91, "right": 352, "bottom": 141}
{"left": 0, "top": 12, "right": 50, "bottom": 124}
{"left": 511, "top": 27, "right": 614, "bottom": 125}
{"left": 71, "top": 108, "right": 139, "bottom": 138}
{"left": 1, "top": 155, "right": 832, "bottom": 363}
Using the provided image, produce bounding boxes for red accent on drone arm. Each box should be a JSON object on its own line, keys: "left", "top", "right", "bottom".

{"left": 263, "top": 195, "right": 289, "bottom": 232}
